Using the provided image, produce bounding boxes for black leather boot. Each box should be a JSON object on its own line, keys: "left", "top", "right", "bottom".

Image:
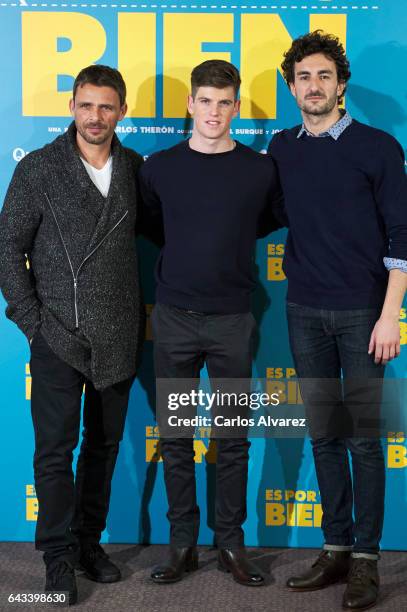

{"left": 151, "top": 546, "right": 198, "bottom": 584}
{"left": 79, "top": 543, "right": 121, "bottom": 583}
{"left": 45, "top": 559, "right": 78, "bottom": 606}
{"left": 342, "top": 557, "right": 379, "bottom": 610}
{"left": 218, "top": 548, "right": 264, "bottom": 586}
{"left": 287, "top": 549, "right": 351, "bottom": 591}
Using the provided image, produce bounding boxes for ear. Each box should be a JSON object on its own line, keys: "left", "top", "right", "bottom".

{"left": 69, "top": 98, "right": 75, "bottom": 116}
{"left": 337, "top": 81, "right": 345, "bottom": 99}
{"left": 289, "top": 82, "right": 297, "bottom": 98}
{"left": 233, "top": 99, "right": 240, "bottom": 118}
{"left": 187, "top": 94, "right": 194, "bottom": 115}
{"left": 119, "top": 103, "right": 128, "bottom": 121}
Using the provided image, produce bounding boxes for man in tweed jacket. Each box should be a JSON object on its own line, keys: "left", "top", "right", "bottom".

{"left": 0, "top": 65, "right": 150, "bottom": 603}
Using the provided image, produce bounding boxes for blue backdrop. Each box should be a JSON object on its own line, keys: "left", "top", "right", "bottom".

{"left": 0, "top": 0, "right": 406, "bottom": 550}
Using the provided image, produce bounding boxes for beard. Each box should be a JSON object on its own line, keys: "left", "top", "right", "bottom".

{"left": 76, "top": 122, "right": 111, "bottom": 145}
{"left": 300, "top": 92, "right": 338, "bottom": 116}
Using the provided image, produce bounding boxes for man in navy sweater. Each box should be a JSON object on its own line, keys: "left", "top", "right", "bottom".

{"left": 268, "top": 31, "right": 407, "bottom": 610}
{"left": 140, "top": 60, "right": 282, "bottom": 586}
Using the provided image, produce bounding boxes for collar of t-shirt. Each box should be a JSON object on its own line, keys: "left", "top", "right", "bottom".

{"left": 297, "top": 110, "right": 352, "bottom": 140}
{"left": 81, "top": 155, "right": 112, "bottom": 198}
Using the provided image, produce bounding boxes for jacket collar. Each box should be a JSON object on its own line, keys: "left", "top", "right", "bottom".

{"left": 63, "top": 121, "right": 122, "bottom": 194}
{"left": 59, "top": 122, "right": 130, "bottom": 253}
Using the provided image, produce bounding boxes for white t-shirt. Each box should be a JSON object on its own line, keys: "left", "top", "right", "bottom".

{"left": 81, "top": 155, "right": 112, "bottom": 198}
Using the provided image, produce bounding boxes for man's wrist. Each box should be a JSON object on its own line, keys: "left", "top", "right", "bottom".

{"left": 379, "top": 311, "right": 400, "bottom": 323}
{"left": 380, "top": 308, "right": 400, "bottom": 321}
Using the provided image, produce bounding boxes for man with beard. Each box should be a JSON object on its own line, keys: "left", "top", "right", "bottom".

{"left": 268, "top": 31, "right": 407, "bottom": 610}
{"left": 0, "top": 65, "right": 155, "bottom": 604}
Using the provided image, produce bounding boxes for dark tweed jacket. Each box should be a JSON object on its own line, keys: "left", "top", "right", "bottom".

{"left": 0, "top": 122, "right": 146, "bottom": 389}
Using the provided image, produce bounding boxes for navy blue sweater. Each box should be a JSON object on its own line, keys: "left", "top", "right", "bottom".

{"left": 268, "top": 120, "right": 407, "bottom": 309}
{"left": 139, "top": 139, "right": 282, "bottom": 313}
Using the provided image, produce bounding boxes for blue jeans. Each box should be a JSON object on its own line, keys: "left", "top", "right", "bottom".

{"left": 286, "top": 303, "right": 385, "bottom": 558}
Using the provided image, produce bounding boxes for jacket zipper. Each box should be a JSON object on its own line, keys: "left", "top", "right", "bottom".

{"left": 74, "top": 210, "right": 129, "bottom": 279}
{"left": 44, "top": 193, "right": 128, "bottom": 328}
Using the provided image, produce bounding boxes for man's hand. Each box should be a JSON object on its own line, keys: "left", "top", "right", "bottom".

{"left": 368, "top": 316, "right": 401, "bottom": 364}
{"left": 369, "top": 268, "right": 407, "bottom": 365}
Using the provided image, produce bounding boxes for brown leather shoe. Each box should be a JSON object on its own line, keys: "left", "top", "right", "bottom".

{"left": 151, "top": 546, "right": 198, "bottom": 584}
{"left": 218, "top": 548, "right": 265, "bottom": 586}
{"left": 342, "top": 558, "right": 379, "bottom": 610}
{"left": 287, "top": 549, "right": 351, "bottom": 591}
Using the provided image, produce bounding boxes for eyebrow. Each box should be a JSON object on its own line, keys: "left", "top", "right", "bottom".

{"left": 197, "top": 96, "right": 233, "bottom": 103}
{"left": 77, "top": 101, "right": 115, "bottom": 107}
{"left": 296, "top": 69, "right": 334, "bottom": 75}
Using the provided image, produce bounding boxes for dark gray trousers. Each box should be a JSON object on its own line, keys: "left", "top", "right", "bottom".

{"left": 151, "top": 302, "right": 256, "bottom": 549}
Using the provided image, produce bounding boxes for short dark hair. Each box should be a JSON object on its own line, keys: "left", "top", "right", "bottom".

{"left": 73, "top": 64, "right": 127, "bottom": 106}
{"left": 191, "top": 60, "right": 241, "bottom": 98}
{"left": 281, "top": 30, "right": 351, "bottom": 103}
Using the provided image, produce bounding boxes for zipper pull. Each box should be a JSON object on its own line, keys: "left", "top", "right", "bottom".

{"left": 73, "top": 278, "right": 79, "bottom": 329}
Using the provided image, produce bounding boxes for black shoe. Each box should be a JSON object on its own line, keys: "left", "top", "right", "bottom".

{"left": 79, "top": 544, "right": 121, "bottom": 583}
{"left": 151, "top": 546, "right": 198, "bottom": 584}
{"left": 342, "top": 558, "right": 379, "bottom": 610}
{"left": 45, "top": 559, "right": 78, "bottom": 606}
{"left": 218, "top": 548, "right": 265, "bottom": 587}
{"left": 287, "top": 550, "right": 351, "bottom": 591}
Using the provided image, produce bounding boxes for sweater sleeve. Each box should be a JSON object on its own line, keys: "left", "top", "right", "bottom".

{"left": 256, "top": 157, "right": 287, "bottom": 238}
{"left": 0, "top": 158, "right": 42, "bottom": 340}
{"left": 260, "top": 134, "right": 289, "bottom": 233}
{"left": 373, "top": 133, "right": 407, "bottom": 260}
{"left": 137, "top": 159, "right": 165, "bottom": 248}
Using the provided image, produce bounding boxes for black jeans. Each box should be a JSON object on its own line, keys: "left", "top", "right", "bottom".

{"left": 30, "top": 331, "right": 133, "bottom": 562}
{"left": 151, "top": 303, "right": 255, "bottom": 549}
{"left": 286, "top": 303, "right": 385, "bottom": 557}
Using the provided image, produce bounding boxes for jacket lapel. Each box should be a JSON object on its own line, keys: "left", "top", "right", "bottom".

{"left": 84, "top": 134, "right": 130, "bottom": 255}
{"left": 62, "top": 123, "right": 130, "bottom": 257}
